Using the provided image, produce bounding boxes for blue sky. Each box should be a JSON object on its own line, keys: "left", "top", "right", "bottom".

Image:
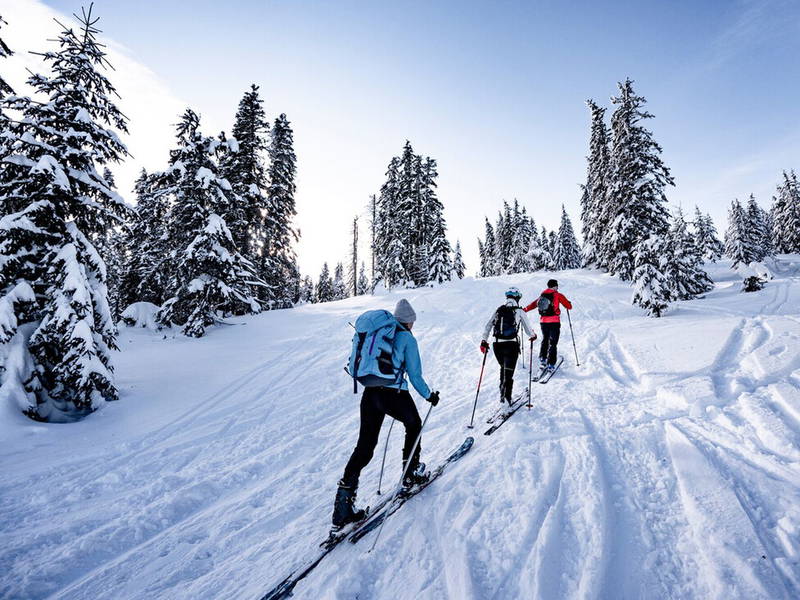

{"left": 8, "top": 0, "right": 800, "bottom": 277}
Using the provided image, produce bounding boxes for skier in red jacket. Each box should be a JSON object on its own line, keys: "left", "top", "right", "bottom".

{"left": 523, "top": 279, "right": 573, "bottom": 372}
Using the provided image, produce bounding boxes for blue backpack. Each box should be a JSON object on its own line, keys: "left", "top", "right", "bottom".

{"left": 348, "top": 310, "right": 404, "bottom": 393}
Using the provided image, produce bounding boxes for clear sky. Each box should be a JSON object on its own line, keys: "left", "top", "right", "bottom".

{"left": 4, "top": 0, "right": 799, "bottom": 277}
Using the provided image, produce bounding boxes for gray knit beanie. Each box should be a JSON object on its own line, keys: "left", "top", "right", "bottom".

{"left": 393, "top": 299, "right": 417, "bottom": 324}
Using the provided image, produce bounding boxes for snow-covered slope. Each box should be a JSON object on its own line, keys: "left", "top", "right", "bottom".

{"left": 2, "top": 258, "right": 800, "bottom": 600}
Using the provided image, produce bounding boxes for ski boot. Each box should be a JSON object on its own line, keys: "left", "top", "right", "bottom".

{"left": 402, "top": 462, "right": 430, "bottom": 490}
{"left": 331, "top": 480, "right": 367, "bottom": 532}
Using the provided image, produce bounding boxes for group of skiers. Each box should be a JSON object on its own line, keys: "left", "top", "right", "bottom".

{"left": 332, "top": 280, "right": 573, "bottom": 531}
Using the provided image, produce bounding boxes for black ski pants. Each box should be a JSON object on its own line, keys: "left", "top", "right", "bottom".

{"left": 341, "top": 387, "right": 422, "bottom": 489}
{"left": 492, "top": 340, "right": 520, "bottom": 401}
{"left": 539, "top": 322, "right": 561, "bottom": 366}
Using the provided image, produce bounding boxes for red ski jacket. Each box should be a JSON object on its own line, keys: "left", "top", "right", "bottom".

{"left": 523, "top": 288, "right": 572, "bottom": 323}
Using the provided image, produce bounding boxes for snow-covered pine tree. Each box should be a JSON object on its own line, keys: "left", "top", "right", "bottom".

{"left": 604, "top": 79, "right": 673, "bottom": 281}
{"left": 373, "top": 156, "right": 400, "bottom": 287}
{"left": 298, "top": 276, "right": 314, "bottom": 303}
{"left": 526, "top": 226, "right": 549, "bottom": 271}
{"left": 548, "top": 230, "right": 558, "bottom": 259}
{"left": 0, "top": 7, "right": 129, "bottom": 420}
{"left": 222, "top": 85, "right": 270, "bottom": 264}
{"left": 348, "top": 216, "right": 359, "bottom": 296}
{"left": 553, "top": 205, "right": 582, "bottom": 270}
{"left": 771, "top": 171, "right": 800, "bottom": 253}
{"left": 665, "top": 207, "right": 713, "bottom": 301}
{"left": 368, "top": 193, "right": 378, "bottom": 283}
{"left": 452, "top": 240, "right": 466, "bottom": 279}
{"left": 0, "top": 15, "right": 13, "bottom": 97}
{"left": 333, "top": 262, "right": 347, "bottom": 299}
{"left": 746, "top": 194, "right": 770, "bottom": 261}
{"left": 692, "top": 206, "right": 723, "bottom": 261}
{"left": 483, "top": 219, "right": 498, "bottom": 277}
{"left": 631, "top": 236, "right": 671, "bottom": 317}
{"left": 265, "top": 113, "right": 299, "bottom": 307}
{"left": 582, "top": 99, "right": 611, "bottom": 268}
{"left": 725, "top": 198, "right": 758, "bottom": 269}
{"left": 98, "top": 167, "right": 130, "bottom": 321}
{"left": 427, "top": 213, "right": 452, "bottom": 285}
{"left": 477, "top": 239, "right": 487, "bottom": 277}
{"left": 357, "top": 262, "right": 370, "bottom": 295}
{"left": 156, "top": 110, "right": 262, "bottom": 334}
{"left": 315, "top": 262, "right": 334, "bottom": 303}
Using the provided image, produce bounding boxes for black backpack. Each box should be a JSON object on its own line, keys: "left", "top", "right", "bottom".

{"left": 538, "top": 292, "right": 556, "bottom": 317}
{"left": 493, "top": 305, "right": 519, "bottom": 340}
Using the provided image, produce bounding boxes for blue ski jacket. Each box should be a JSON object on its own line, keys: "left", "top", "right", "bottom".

{"left": 386, "top": 328, "right": 431, "bottom": 399}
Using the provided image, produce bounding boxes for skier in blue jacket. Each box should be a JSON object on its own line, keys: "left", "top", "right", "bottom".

{"left": 332, "top": 299, "right": 440, "bottom": 530}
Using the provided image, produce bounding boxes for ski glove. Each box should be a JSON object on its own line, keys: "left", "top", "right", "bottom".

{"left": 529, "top": 334, "right": 538, "bottom": 341}
{"left": 480, "top": 340, "right": 489, "bottom": 353}
{"left": 426, "top": 391, "right": 440, "bottom": 406}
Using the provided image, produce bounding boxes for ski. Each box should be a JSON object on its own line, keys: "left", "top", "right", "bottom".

{"left": 531, "top": 366, "right": 547, "bottom": 383}
{"left": 486, "top": 388, "right": 528, "bottom": 423}
{"left": 348, "top": 436, "right": 475, "bottom": 544}
{"left": 484, "top": 394, "right": 528, "bottom": 436}
{"left": 538, "top": 357, "right": 564, "bottom": 384}
{"left": 260, "top": 437, "right": 474, "bottom": 600}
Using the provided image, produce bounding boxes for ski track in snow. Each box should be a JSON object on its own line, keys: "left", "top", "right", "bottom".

{"left": 2, "top": 258, "right": 800, "bottom": 599}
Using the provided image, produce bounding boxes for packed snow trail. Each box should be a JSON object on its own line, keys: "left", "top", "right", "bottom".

{"left": 1, "top": 258, "right": 799, "bottom": 599}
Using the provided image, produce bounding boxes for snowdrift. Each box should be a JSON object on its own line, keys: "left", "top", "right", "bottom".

{"left": 2, "top": 257, "right": 799, "bottom": 599}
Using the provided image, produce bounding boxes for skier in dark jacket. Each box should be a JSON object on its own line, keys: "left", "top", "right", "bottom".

{"left": 480, "top": 287, "right": 536, "bottom": 403}
{"left": 332, "top": 299, "right": 440, "bottom": 530}
{"left": 523, "top": 279, "right": 573, "bottom": 371}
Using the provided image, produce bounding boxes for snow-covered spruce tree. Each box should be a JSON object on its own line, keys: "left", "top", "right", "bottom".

{"left": 357, "top": 262, "right": 370, "bottom": 295}
{"left": 604, "top": 79, "right": 673, "bottom": 281}
{"left": 118, "top": 169, "right": 170, "bottom": 308}
{"left": 527, "top": 227, "right": 550, "bottom": 271}
{"left": 315, "top": 262, "right": 334, "bottom": 303}
{"left": 746, "top": 194, "right": 770, "bottom": 261}
{"left": 347, "top": 216, "right": 359, "bottom": 296}
{"left": 482, "top": 219, "right": 498, "bottom": 277}
{"left": 631, "top": 236, "right": 671, "bottom": 317}
{"left": 553, "top": 205, "right": 582, "bottom": 270}
{"left": 582, "top": 100, "right": 611, "bottom": 268}
{"left": 333, "top": 262, "right": 347, "bottom": 300}
{"left": 156, "top": 109, "right": 262, "bottom": 336}
{"left": 548, "top": 230, "right": 558, "bottom": 259}
{"left": 771, "top": 170, "right": 800, "bottom": 253}
{"left": 477, "top": 239, "right": 486, "bottom": 277}
{"left": 264, "top": 113, "right": 299, "bottom": 307}
{"left": 0, "top": 7, "right": 129, "bottom": 420}
{"left": 725, "top": 198, "right": 758, "bottom": 269}
{"left": 452, "top": 240, "right": 466, "bottom": 279}
{"left": 0, "top": 15, "right": 14, "bottom": 97}
{"left": 298, "top": 276, "right": 314, "bottom": 303}
{"left": 665, "top": 207, "right": 713, "bottom": 301}
{"left": 221, "top": 84, "right": 270, "bottom": 264}
{"left": 692, "top": 206, "right": 723, "bottom": 261}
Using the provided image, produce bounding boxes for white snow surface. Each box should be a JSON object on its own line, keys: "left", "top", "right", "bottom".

{"left": 2, "top": 257, "right": 800, "bottom": 599}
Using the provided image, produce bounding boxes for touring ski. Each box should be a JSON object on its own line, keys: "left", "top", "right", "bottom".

{"left": 538, "top": 357, "right": 564, "bottom": 384}
{"left": 260, "top": 437, "right": 474, "bottom": 600}
{"left": 486, "top": 388, "right": 528, "bottom": 423}
{"left": 484, "top": 394, "right": 528, "bottom": 436}
{"left": 349, "top": 436, "right": 475, "bottom": 544}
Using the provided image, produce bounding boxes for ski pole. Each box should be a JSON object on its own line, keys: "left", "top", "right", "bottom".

{"left": 566, "top": 308, "right": 580, "bottom": 366}
{"left": 369, "top": 402, "right": 434, "bottom": 553}
{"left": 376, "top": 419, "right": 395, "bottom": 495}
{"left": 527, "top": 338, "right": 534, "bottom": 409}
{"left": 468, "top": 350, "right": 488, "bottom": 429}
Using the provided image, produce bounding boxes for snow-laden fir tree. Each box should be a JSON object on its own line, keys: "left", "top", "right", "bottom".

{"left": 631, "top": 236, "right": 671, "bottom": 317}
{"left": 118, "top": 169, "right": 170, "bottom": 308}
{"left": 298, "top": 276, "right": 314, "bottom": 303}
{"left": 0, "top": 15, "right": 13, "bottom": 97}
{"left": 348, "top": 217, "right": 359, "bottom": 296}
{"left": 333, "top": 262, "right": 347, "bottom": 300}
{"left": 452, "top": 240, "right": 466, "bottom": 279}
{"left": 482, "top": 219, "right": 497, "bottom": 277}
{"left": 665, "top": 207, "right": 713, "bottom": 301}
{"left": 156, "top": 109, "right": 262, "bottom": 335}
{"left": 746, "top": 194, "right": 772, "bottom": 261}
{"left": 692, "top": 206, "right": 724, "bottom": 261}
{"left": 581, "top": 100, "right": 611, "bottom": 268}
{"left": 553, "top": 205, "right": 582, "bottom": 270}
{"left": 357, "top": 262, "right": 370, "bottom": 295}
{"left": 604, "top": 79, "right": 673, "bottom": 281}
{"left": 725, "top": 198, "right": 758, "bottom": 269}
{"left": 527, "top": 228, "right": 552, "bottom": 271}
{"left": 315, "top": 262, "right": 334, "bottom": 303}
{"left": 0, "top": 7, "right": 129, "bottom": 420}
{"left": 265, "top": 113, "right": 299, "bottom": 307}
{"left": 548, "top": 230, "right": 558, "bottom": 259}
{"left": 221, "top": 85, "right": 270, "bottom": 264}
{"left": 771, "top": 171, "right": 800, "bottom": 253}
